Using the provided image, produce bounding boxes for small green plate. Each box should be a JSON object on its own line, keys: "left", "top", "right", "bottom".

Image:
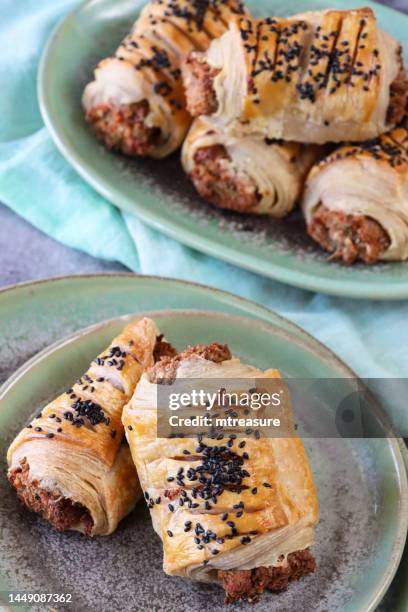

{"left": 0, "top": 275, "right": 406, "bottom": 611}
{"left": 38, "top": 0, "right": 408, "bottom": 299}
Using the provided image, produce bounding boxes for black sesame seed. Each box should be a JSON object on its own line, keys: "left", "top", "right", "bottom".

{"left": 46, "top": 433, "right": 54, "bottom": 439}
{"left": 167, "top": 530, "right": 173, "bottom": 537}
{"left": 263, "top": 482, "right": 272, "bottom": 488}
{"left": 168, "top": 504, "right": 174, "bottom": 512}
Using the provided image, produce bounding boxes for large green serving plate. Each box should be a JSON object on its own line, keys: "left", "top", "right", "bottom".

{"left": 38, "top": 0, "right": 408, "bottom": 299}
{"left": 0, "top": 275, "right": 406, "bottom": 611}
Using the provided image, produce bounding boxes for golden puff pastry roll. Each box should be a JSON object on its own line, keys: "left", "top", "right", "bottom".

{"left": 122, "top": 343, "right": 319, "bottom": 603}
{"left": 7, "top": 318, "right": 174, "bottom": 536}
{"left": 302, "top": 116, "right": 408, "bottom": 264}
{"left": 182, "top": 118, "right": 322, "bottom": 217}
{"left": 183, "top": 9, "right": 408, "bottom": 144}
{"left": 82, "top": 0, "right": 248, "bottom": 159}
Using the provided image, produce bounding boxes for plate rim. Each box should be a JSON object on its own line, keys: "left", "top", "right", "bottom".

{"left": 0, "top": 301, "right": 407, "bottom": 612}
{"left": 37, "top": 0, "right": 408, "bottom": 301}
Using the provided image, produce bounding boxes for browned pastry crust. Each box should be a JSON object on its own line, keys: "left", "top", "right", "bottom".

{"left": 190, "top": 145, "right": 260, "bottom": 212}
{"left": 183, "top": 10, "right": 408, "bottom": 142}
{"left": 387, "top": 48, "right": 408, "bottom": 125}
{"left": 8, "top": 458, "right": 94, "bottom": 535}
{"left": 308, "top": 205, "right": 391, "bottom": 264}
{"left": 219, "top": 548, "right": 316, "bottom": 603}
{"left": 7, "top": 319, "right": 164, "bottom": 536}
{"left": 123, "top": 343, "right": 319, "bottom": 603}
{"left": 182, "top": 56, "right": 220, "bottom": 117}
{"left": 86, "top": 101, "right": 162, "bottom": 157}
{"left": 185, "top": 48, "right": 408, "bottom": 129}
{"left": 83, "top": 0, "right": 248, "bottom": 158}
{"left": 150, "top": 342, "right": 231, "bottom": 383}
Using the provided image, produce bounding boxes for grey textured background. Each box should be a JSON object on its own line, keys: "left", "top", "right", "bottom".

{"left": 0, "top": 0, "right": 406, "bottom": 289}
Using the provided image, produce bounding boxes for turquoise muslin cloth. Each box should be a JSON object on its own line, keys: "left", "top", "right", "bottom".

{"left": 0, "top": 0, "right": 407, "bottom": 419}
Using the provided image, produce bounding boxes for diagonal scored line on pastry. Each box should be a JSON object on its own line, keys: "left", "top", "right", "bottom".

{"left": 182, "top": 117, "right": 323, "bottom": 217}
{"left": 182, "top": 8, "right": 408, "bottom": 144}
{"left": 7, "top": 318, "right": 176, "bottom": 536}
{"left": 302, "top": 114, "right": 408, "bottom": 264}
{"left": 122, "top": 343, "right": 319, "bottom": 603}
{"left": 82, "top": 0, "right": 248, "bottom": 159}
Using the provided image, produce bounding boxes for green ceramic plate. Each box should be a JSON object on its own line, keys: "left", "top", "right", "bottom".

{"left": 38, "top": 0, "right": 408, "bottom": 300}
{"left": 0, "top": 275, "right": 406, "bottom": 611}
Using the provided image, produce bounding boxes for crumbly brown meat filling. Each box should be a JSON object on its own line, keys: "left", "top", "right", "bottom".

{"left": 218, "top": 549, "right": 316, "bottom": 604}
{"left": 191, "top": 145, "right": 261, "bottom": 212}
{"left": 149, "top": 343, "right": 232, "bottom": 384}
{"left": 308, "top": 205, "right": 391, "bottom": 265}
{"left": 387, "top": 48, "right": 408, "bottom": 125}
{"left": 86, "top": 100, "right": 162, "bottom": 157}
{"left": 183, "top": 55, "right": 220, "bottom": 117}
{"left": 8, "top": 458, "right": 94, "bottom": 535}
{"left": 154, "top": 334, "right": 178, "bottom": 363}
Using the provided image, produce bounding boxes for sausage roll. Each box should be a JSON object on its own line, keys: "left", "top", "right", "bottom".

{"left": 82, "top": 0, "right": 247, "bottom": 159}
{"left": 183, "top": 9, "right": 408, "bottom": 144}
{"left": 122, "top": 343, "right": 319, "bottom": 603}
{"left": 7, "top": 318, "right": 175, "bottom": 536}
{"left": 302, "top": 116, "right": 408, "bottom": 264}
{"left": 182, "top": 118, "right": 322, "bottom": 216}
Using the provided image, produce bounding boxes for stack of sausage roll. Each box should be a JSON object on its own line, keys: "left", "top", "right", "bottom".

{"left": 83, "top": 1, "right": 408, "bottom": 264}
{"left": 182, "top": 7, "right": 408, "bottom": 264}
{"left": 8, "top": 322, "right": 319, "bottom": 604}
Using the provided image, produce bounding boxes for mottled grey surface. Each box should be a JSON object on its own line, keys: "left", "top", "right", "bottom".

{"left": 380, "top": 0, "right": 408, "bottom": 9}
{"left": 0, "top": 203, "right": 127, "bottom": 289}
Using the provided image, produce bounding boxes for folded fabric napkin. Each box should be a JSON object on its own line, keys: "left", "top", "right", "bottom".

{"left": 0, "top": 0, "right": 407, "bottom": 430}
